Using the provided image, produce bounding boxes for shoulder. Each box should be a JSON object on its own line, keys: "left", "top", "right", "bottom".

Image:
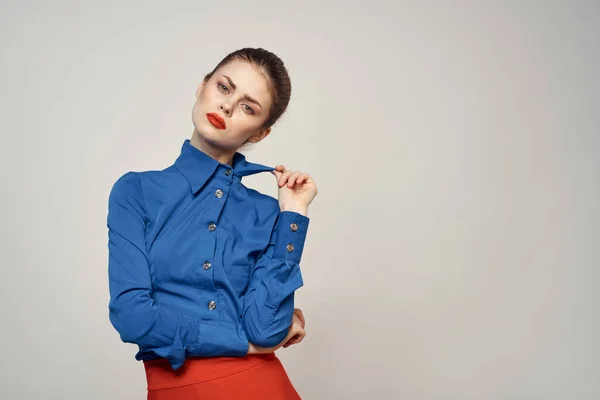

{"left": 107, "top": 171, "right": 147, "bottom": 214}
{"left": 110, "top": 171, "right": 142, "bottom": 197}
{"left": 108, "top": 168, "right": 164, "bottom": 208}
{"left": 110, "top": 166, "right": 181, "bottom": 198}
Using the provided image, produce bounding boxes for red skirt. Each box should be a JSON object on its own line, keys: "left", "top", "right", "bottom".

{"left": 143, "top": 352, "right": 302, "bottom": 399}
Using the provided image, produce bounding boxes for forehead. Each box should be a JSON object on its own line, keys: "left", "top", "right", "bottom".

{"left": 216, "top": 60, "right": 272, "bottom": 107}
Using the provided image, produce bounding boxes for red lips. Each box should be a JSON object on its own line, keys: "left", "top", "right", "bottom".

{"left": 206, "top": 113, "right": 226, "bottom": 129}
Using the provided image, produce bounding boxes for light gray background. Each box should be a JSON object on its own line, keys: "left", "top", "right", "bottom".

{"left": 1, "top": 1, "right": 598, "bottom": 399}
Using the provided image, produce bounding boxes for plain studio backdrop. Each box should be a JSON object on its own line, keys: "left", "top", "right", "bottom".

{"left": 1, "top": 1, "right": 598, "bottom": 399}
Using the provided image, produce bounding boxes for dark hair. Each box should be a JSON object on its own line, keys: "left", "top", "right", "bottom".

{"left": 203, "top": 47, "right": 292, "bottom": 133}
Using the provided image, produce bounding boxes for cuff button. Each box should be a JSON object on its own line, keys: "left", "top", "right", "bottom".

{"left": 286, "top": 243, "right": 295, "bottom": 252}
{"left": 290, "top": 223, "right": 298, "bottom": 232}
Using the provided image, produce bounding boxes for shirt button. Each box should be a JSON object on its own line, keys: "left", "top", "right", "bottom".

{"left": 225, "top": 169, "right": 232, "bottom": 176}
{"left": 215, "top": 189, "right": 223, "bottom": 198}
{"left": 286, "top": 243, "right": 295, "bottom": 252}
{"left": 290, "top": 223, "right": 298, "bottom": 232}
{"left": 203, "top": 262, "right": 212, "bottom": 270}
{"left": 208, "top": 223, "right": 217, "bottom": 231}
{"left": 208, "top": 301, "right": 216, "bottom": 310}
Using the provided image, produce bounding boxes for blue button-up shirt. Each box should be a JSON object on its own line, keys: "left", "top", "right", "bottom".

{"left": 106, "top": 139, "right": 309, "bottom": 370}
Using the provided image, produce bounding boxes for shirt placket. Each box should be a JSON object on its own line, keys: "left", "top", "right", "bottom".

{"left": 195, "top": 165, "right": 234, "bottom": 320}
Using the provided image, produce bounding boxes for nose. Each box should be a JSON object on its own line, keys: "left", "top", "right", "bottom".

{"left": 220, "top": 103, "right": 231, "bottom": 116}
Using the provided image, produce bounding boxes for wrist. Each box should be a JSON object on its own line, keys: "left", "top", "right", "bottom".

{"left": 280, "top": 204, "right": 308, "bottom": 216}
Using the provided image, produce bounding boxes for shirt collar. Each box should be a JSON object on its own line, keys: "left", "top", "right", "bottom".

{"left": 174, "top": 139, "right": 275, "bottom": 194}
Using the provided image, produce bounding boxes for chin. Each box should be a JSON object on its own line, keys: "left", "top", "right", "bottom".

{"left": 193, "top": 116, "right": 217, "bottom": 137}
{"left": 194, "top": 125, "right": 237, "bottom": 150}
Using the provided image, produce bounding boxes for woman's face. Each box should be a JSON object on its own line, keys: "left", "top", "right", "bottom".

{"left": 192, "top": 59, "right": 273, "bottom": 151}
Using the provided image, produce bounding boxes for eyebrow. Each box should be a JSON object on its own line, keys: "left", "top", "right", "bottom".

{"left": 221, "top": 75, "right": 263, "bottom": 108}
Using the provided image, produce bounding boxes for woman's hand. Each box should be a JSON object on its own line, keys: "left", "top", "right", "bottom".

{"left": 283, "top": 308, "right": 306, "bottom": 348}
{"left": 246, "top": 308, "right": 307, "bottom": 354}
{"left": 271, "top": 165, "right": 318, "bottom": 215}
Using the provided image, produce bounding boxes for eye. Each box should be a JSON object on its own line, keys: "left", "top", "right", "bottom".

{"left": 243, "top": 104, "right": 255, "bottom": 114}
{"left": 218, "top": 83, "right": 229, "bottom": 93}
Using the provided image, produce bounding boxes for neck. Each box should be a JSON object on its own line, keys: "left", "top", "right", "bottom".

{"left": 190, "top": 129, "right": 235, "bottom": 166}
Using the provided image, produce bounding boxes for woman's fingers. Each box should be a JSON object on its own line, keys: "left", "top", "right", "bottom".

{"left": 283, "top": 330, "right": 306, "bottom": 347}
{"left": 287, "top": 171, "right": 303, "bottom": 188}
{"left": 283, "top": 330, "right": 305, "bottom": 347}
{"left": 270, "top": 165, "right": 287, "bottom": 178}
{"left": 278, "top": 169, "right": 295, "bottom": 187}
{"left": 282, "top": 313, "right": 306, "bottom": 348}
{"left": 276, "top": 169, "right": 307, "bottom": 189}
{"left": 294, "top": 308, "right": 305, "bottom": 328}
{"left": 290, "top": 329, "right": 306, "bottom": 344}
{"left": 300, "top": 173, "right": 311, "bottom": 184}
{"left": 272, "top": 165, "right": 313, "bottom": 192}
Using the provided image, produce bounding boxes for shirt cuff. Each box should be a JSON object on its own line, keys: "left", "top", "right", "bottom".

{"left": 272, "top": 211, "right": 310, "bottom": 263}
{"left": 190, "top": 322, "right": 249, "bottom": 357}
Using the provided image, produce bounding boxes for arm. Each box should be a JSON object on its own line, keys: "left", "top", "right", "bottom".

{"left": 241, "top": 210, "right": 310, "bottom": 348}
{"left": 107, "top": 172, "right": 248, "bottom": 370}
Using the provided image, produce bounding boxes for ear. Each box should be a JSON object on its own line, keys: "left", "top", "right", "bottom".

{"left": 196, "top": 81, "right": 205, "bottom": 98}
{"left": 248, "top": 127, "right": 272, "bottom": 143}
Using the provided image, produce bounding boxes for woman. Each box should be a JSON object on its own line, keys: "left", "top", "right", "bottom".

{"left": 107, "top": 47, "right": 318, "bottom": 399}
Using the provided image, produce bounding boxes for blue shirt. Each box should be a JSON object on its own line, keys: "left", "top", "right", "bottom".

{"left": 106, "top": 139, "right": 310, "bottom": 370}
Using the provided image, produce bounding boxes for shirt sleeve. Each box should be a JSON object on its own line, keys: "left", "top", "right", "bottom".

{"left": 107, "top": 172, "right": 249, "bottom": 370}
{"left": 241, "top": 210, "right": 310, "bottom": 348}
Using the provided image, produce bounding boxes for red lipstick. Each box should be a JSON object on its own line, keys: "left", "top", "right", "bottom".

{"left": 206, "top": 113, "right": 226, "bottom": 129}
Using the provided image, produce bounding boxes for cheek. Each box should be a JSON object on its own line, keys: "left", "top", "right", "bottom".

{"left": 231, "top": 115, "right": 257, "bottom": 131}
{"left": 197, "top": 85, "right": 221, "bottom": 107}
{"left": 199, "top": 90, "right": 216, "bottom": 106}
